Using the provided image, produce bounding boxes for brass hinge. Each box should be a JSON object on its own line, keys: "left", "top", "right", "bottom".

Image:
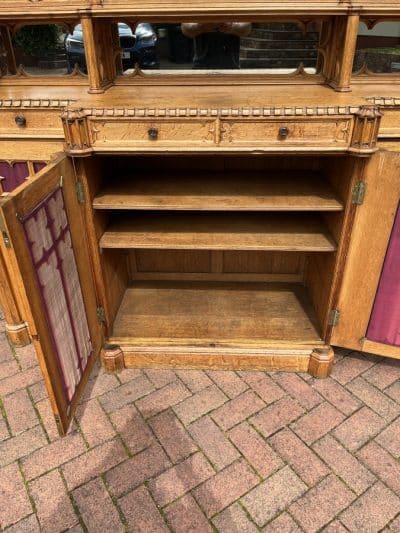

{"left": 76, "top": 182, "right": 85, "bottom": 204}
{"left": 328, "top": 309, "right": 340, "bottom": 327}
{"left": 96, "top": 306, "right": 106, "bottom": 324}
{"left": 352, "top": 181, "right": 366, "bottom": 205}
{"left": 0, "top": 212, "right": 11, "bottom": 248}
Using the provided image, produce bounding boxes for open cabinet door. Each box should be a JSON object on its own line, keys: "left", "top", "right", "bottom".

{"left": 0, "top": 154, "right": 103, "bottom": 434}
{"left": 330, "top": 150, "right": 400, "bottom": 360}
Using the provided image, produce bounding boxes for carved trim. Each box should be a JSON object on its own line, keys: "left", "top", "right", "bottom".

{"left": 0, "top": 98, "right": 74, "bottom": 108}
{"left": 367, "top": 96, "right": 400, "bottom": 107}
{"left": 79, "top": 105, "right": 361, "bottom": 118}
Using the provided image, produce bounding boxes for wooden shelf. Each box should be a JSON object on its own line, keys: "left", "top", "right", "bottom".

{"left": 93, "top": 172, "right": 343, "bottom": 212}
{"left": 99, "top": 212, "right": 337, "bottom": 252}
{"left": 111, "top": 281, "right": 322, "bottom": 344}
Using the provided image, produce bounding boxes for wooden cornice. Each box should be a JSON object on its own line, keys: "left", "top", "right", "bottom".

{"left": 2, "top": 1, "right": 400, "bottom": 19}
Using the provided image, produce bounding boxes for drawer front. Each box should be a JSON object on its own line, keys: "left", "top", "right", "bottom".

{"left": 77, "top": 115, "right": 356, "bottom": 153}
{"left": 378, "top": 109, "right": 400, "bottom": 138}
{"left": 89, "top": 118, "right": 216, "bottom": 148}
{"left": 220, "top": 118, "right": 353, "bottom": 148}
{"left": 0, "top": 110, "right": 63, "bottom": 138}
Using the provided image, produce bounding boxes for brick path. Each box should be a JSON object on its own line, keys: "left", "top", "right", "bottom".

{"left": 1, "top": 315, "right": 400, "bottom": 532}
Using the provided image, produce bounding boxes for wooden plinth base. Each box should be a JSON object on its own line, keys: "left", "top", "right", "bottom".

{"left": 5, "top": 322, "right": 31, "bottom": 347}
{"left": 104, "top": 343, "right": 335, "bottom": 376}
{"left": 100, "top": 345, "right": 125, "bottom": 373}
{"left": 308, "top": 347, "right": 335, "bottom": 378}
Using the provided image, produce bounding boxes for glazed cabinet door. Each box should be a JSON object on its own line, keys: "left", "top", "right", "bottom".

{"left": 330, "top": 150, "right": 400, "bottom": 359}
{"left": 0, "top": 154, "right": 103, "bottom": 434}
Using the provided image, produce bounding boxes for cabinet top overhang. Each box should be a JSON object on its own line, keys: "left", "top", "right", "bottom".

{"left": 2, "top": 0, "right": 400, "bottom": 19}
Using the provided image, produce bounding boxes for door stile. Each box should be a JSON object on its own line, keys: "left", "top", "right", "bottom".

{"left": 330, "top": 150, "right": 400, "bottom": 358}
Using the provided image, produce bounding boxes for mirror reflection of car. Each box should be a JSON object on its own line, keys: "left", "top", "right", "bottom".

{"left": 65, "top": 23, "right": 159, "bottom": 72}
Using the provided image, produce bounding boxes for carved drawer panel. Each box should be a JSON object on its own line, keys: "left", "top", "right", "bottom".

{"left": 63, "top": 108, "right": 380, "bottom": 156}
{"left": 219, "top": 118, "right": 353, "bottom": 149}
{"left": 89, "top": 118, "right": 216, "bottom": 149}
{"left": 86, "top": 116, "right": 354, "bottom": 152}
{"left": 378, "top": 109, "right": 400, "bottom": 138}
{"left": 0, "top": 110, "right": 64, "bottom": 138}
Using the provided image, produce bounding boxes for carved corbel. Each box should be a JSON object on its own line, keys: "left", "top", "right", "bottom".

{"left": 349, "top": 106, "right": 382, "bottom": 156}
{"left": 62, "top": 109, "right": 93, "bottom": 156}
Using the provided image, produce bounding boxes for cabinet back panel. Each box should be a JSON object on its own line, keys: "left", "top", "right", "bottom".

{"left": 103, "top": 155, "right": 323, "bottom": 175}
{"left": 129, "top": 249, "right": 306, "bottom": 282}
{"left": 134, "top": 250, "right": 211, "bottom": 273}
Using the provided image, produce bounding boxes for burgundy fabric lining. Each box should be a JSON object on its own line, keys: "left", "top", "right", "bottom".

{"left": 33, "top": 162, "right": 46, "bottom": 174}
{"left": 367, "top": 203, "right": 400, "bottom": 347}
{"left": 0, "top": 162, "right": 29, "bottom": 192}
{"left": 21, "top": 187, "right": 92, "bottom": 404}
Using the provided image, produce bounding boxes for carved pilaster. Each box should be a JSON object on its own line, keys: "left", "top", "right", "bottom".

{"left": 62, "top": 109, "right": 93, "bottom": 156}
{"left": 308, "top": 347, "right": 335, "bottom": 378}
{"left": 101, "top": 344, "right": 125, "bottom": 373}
{"left": 81, "top": 17, "right": 116, "bottom": 93}
{"left": 349, "top": 106, "right": 382, "bottom": 156}
{"left": 323, "top": 15, "right": 360, "bottom": 92}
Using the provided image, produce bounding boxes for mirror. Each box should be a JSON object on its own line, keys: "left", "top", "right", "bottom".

{"left": 354, "top": 21, "right": 400, "bottom": 74}
{"left": 116, "top": 21, "right": 322, "bottom": 75}
{"left": 0, "top": 23, "right": 85, "bottom": 77}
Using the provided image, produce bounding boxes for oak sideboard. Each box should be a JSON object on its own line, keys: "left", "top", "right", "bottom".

{"left": 1, "top": 0, "right": 400, "bottom": 434}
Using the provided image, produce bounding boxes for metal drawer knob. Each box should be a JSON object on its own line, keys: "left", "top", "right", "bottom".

{"left": 15, "top": 115, "right": 27, "bottom": 128}
{"left": 148, "top": 127, "right": 158, "bottom": 140}
{"left": 278, "top": 126, "right": 289, "bottom": 139}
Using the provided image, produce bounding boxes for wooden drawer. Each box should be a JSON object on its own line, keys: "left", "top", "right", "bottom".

{"left": 219, "top": 117, "right": 353, "bottom": 149}
{"left": 378, "top": 109, "right": 400, "bottom": 138}
{"left": 0, "top": 109, "right": 64, "bottom": 138}
{"left": 86, "top": 115, "right": 354, "bottom": 153}
{"left": 89, "top": 118, "right": 216, "bottom": 149}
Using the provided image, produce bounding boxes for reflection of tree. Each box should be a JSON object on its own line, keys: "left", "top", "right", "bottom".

{"left": 0, "top": 26, "right": 17, "bottom": 76}
{"left": 13, "top": 25, "right": 63, "bottom": 56}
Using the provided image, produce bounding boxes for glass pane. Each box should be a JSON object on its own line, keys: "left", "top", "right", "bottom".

{"left": 11, "top": 24, "right": 71, "bottom": 76}
{"left": 115, "top": 21, "right": 321, "bottom": 75}
{"left": 354, "top": 21, "right": 400, "bottom": 74}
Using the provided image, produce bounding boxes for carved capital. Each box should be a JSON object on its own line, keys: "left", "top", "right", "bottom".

{"left": 355, "top": 105, "right": 383, "bottom": 120}
{"left": 349, "top": 105, "right": 382, "bottom": 156}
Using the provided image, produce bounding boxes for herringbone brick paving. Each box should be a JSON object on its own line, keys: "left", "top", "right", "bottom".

{"left": 1, "top": 311, "right": 400, "bottom": 532}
